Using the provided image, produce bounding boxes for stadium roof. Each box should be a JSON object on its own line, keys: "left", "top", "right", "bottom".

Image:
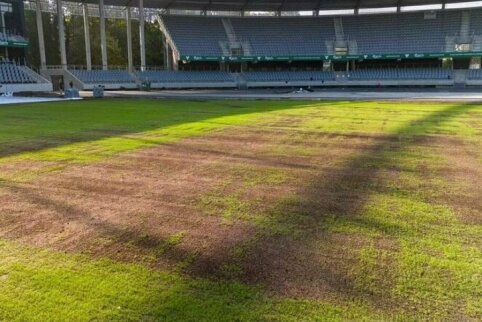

{"left": 66, "top": 0, "right": 482, "bottom": 12}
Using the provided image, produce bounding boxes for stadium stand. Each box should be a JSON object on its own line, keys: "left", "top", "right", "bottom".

{"left": 243, "top": 71, "right": 336, "bottom": 82}
{"left": 0, "top": 60, "right": 53, "bottom": 93}
{"left": 55, "top": 8, "right": 482, "bottom": 91}
{"left": 0, "top": 61, "right": 36, "bottom": 84}
{"left": 161, "top": 15, "right": 228, "bottom": 56}
{"left": 69, "top": 70, "right": 136, "bottom": 84}
{"left": 137, "top": 70, "right": 235, "bottom": 83}
{"left": 347, "top": 68, "right": 453, "bottom": 80}
{"left": 342, "top": 12, "right": 461, "bottom": 54}
{"left": 230, "top": 18, "right": 334, "bottom": 56}
{"left": 161, "top": 9, "right": 482, "bottom": 57}
{"left": 468, "top": 69, "right": 482, "bottom": 79}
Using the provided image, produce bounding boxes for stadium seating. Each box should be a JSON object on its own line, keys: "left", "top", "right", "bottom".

{"left": 137, "top": 70, "right": 235, "bottom": 83}
{"left": 467, "top": 69, "right": 482, "bottom": 79}
{"left": 243, "top": 71, "right": 336, "bottom": 82}
{"left": 347, "top": 68, "right": 453, "bottom": 80}
{"left": 162, "top": 15, "right": 228, "bottom": 56}
{"left": 342, "top": 12, "right": 461, "bottom": 54}
{"left": 161, "top": 9, "right": 482, "bottom": 57}
{"left": 230, "top": 18, "right": 334, "bottom": 56}
{"left": 0, "top": 61, "right": 37, "bottom": 84}
{"left": 69, "top": 70, "right": 136, "bottom": 84}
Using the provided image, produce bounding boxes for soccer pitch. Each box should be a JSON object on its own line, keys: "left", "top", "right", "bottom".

{"left": 0, "top": 99, "right": 481, "bottom": 321}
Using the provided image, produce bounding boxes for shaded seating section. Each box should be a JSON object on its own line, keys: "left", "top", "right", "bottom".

{"left": 468, "top": 69, "right": 482, "bottom": 79}
{"left": 161, "top": 15, "right": 227, "bottom": 56}
{"left": 347, "top": 68, "right": 453, "bottom": 80}
{"left": 243, "top": 71, "right": 336, "bottom": 82}
{"left": 137, "top": 70, "right": 235, "bottom": 83}
{"left": 161, "top": 9, "right": 482, "bottom": 57}
{"left": 70, "top": 70, "right": 136, "bottom": 84}
{"left": 0, "top": 61, "right": 36, "bottom": 84}
{"left": 342, "top": 11, "right": 461, "bottom": 54}
{"left": 230, "top": 17, "right": 334, "bottom": 56}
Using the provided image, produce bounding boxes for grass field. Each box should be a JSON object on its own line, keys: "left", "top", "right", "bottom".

{"left": 0, "top": 99, "right": 481, "bottom": 321}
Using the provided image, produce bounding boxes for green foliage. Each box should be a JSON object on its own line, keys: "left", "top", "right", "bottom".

{"left": 24, "top": 11, "right": 164, "bottom": 68}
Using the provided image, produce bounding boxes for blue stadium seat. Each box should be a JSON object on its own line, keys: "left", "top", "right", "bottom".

{"left": 243, "top": 71, "right": 335, "bottom": 82}
{"left": 69, "top": 70, "right": 136, "bottom": 84}
{"left": 137, "top": 70, "right": 235, "bottom": 83}
{"left": 0, "top": 61, "right": 37, "bottom": 84}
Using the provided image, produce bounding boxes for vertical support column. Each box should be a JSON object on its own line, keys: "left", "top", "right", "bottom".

{"left": 163, "top": 43, "right": 174, "bottom": 70}
{"left": 35, "top": 0, "right": 47, "bottom": 70}
{"left": 162, "top": 34, "right": 167, "bottom": 69}
{"left": 82, "top": 3, "right": 92, "bottom": 70}
{"left": 99, "top": 0, "right": 108, "bottom": 70}
{"left": 56, "top": 0, "right": 67, "bottom": 69}
{"left": 126, "top": 7, "right": 133, "bottom": 72}
{"left": 139, "top": 0, "right": 146, "bottom": 71}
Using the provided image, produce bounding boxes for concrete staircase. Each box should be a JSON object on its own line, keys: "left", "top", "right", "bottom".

{"left": 334, "top": 17, "right": 345, "bottom": 42}
{"left": 453, "top": 69, "right": 468, "bottom": 87}
{"left": 221, "top": 18, "right": 252, "bottom": 56}
{"left": 445, "top": 36, "right": 456, "bottom": 52}
{"left": 460, "top": 11, "right": 471, "bottom": 40}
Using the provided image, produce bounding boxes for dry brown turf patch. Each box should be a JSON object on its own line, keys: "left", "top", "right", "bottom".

{"left": 0, "top": 122, "right": 480, "bottom": 310}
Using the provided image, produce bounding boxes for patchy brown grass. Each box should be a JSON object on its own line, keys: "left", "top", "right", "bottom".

{"left": 0, "top": 116, "right": 480, "bottom": 315}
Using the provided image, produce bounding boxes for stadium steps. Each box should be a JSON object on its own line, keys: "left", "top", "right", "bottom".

{"left": 334, "top": 17, "right": 345, "bottom": 42}
{"left": 325, "top": 41, "right": 335, "bottom": 55}
{"left": 233, "top": 73, "right": 247, "bottom": 89}
{"left": 18, "top": 66, "right": 51, "bottom": 84}
{"left": 222, "top": 19, "right": 238, "bottom": 44}
{"left": 348, "top": 40, "right": 358, "bottom": 55}
{"left": 453, "top": 69, "right": 468, "bottom": 87}
{"left": 445, "top": 36, "right": 457, "bottom": 52}
{"left": 460, "top": 11, "right": 471, "bottom": 39}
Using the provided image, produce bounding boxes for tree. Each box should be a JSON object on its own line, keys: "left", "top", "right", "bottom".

{"left": 24, "top": 11, "right": 164, "bottom": 69}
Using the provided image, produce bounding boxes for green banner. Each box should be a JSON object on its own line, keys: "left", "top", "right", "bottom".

{"left": 0, "top": 40, "right": 29, "bottom": 48}
{"left": 181, "top": 51, "right": 482, "bottom": 63}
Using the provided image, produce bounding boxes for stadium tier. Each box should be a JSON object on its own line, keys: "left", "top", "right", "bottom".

{"left": 243, "top": 71, "right": 336, "bottom": 82}
{"left": 64, "top": 67, "right": 461, "bottom": 89}
{"left": 69, "top": 70, "right": 137, "bottom": 84}
{"left": 161, "top": 16, "right": 229, "bottom": 56}
{"left": 53, "top": 7, "right": 482, "bottom": 90}
{"left": 0, "top": 61, "right": 36, "bottom": 84}
{"left": 468, "top": 69, "right": 482, "bottom": 79}
{"left": 347, "top": 68, "right": 453, "bottom": 80}
{"left": 0, "top": 61, "right": 53, "bottom": 92}
{"left": 161, "top": 9, "right": 482, "bottom": 57}
{"left": 66, "top": 69, "right": 238, "bottom": 89}
{"left": 137, "top": 70, "right": 235, "bottom": 83}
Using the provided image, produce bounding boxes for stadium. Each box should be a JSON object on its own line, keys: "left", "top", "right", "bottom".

{"left": 0, "top": 0, "right": 481, "bottom": 321}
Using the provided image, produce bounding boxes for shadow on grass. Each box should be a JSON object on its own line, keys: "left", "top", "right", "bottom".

{"left": 227, "top": 102, "right": 479, "bottom": 302}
